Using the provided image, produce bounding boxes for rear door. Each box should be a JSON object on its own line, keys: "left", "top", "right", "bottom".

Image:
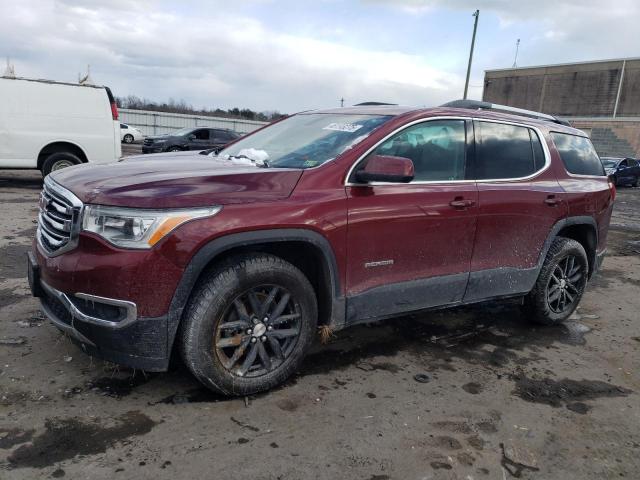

{"left": 188, "top": 128, "right": 211, "bottom": 150}
{"left": 464, "top": 120, "right": 567, "bottom": 301}
{"left": 345, "top": 118, "right": 478, "bottom": 321}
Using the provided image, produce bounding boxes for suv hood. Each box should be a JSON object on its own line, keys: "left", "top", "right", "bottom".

{"left": 50, "top": 157, "right": 303, "bottom": 208}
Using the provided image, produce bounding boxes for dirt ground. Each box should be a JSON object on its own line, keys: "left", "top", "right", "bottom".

{"left": 1, "top": 169, "right": 639, "bottom": 480}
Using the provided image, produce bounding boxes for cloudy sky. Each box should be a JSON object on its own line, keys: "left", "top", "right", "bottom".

{"left": 1, "top": 0, "right": 638, "bottom": 113}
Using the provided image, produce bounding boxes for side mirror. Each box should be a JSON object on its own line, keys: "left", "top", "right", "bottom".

{"left": 354, "top": 155, "right": 414, "bottom": 183}
{"left": 188, "top": 134, "right": 196, "bottom": 141}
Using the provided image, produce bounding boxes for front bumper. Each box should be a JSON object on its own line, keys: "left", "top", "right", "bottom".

{"left": 28, "top": 251, "right": 170, "bottom": 371}
{"left": 142, "top": 145, "right": 165, "bottom": 153}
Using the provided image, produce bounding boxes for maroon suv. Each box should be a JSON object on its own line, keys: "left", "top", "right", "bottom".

{"left": 28, "top": 100, "right": 615, "bottom": 395}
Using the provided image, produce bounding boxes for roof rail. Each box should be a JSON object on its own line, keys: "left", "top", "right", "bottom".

{"left": 441, "top": 99, "right": 572, "bottom": 127}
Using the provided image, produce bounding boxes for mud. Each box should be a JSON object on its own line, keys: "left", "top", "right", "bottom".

{"left": 7, "top": 411, "right": 157, "bottom": 468}
{"left": 86, "top": 372, "right": 155, "bottom": 398}
{"left": 512, "top": 374, "right": 631, "bottom": 413}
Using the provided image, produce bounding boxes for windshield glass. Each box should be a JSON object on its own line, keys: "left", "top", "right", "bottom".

{"left": 217, "top": 113, "right": 393, "bottom": 168}
{"left": 169, "top": 127, "right": 195, "bottom": 137}
{"left": 601, "top": 159, "right": 618, "bottom": 168}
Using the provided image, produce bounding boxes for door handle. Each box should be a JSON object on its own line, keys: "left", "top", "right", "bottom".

{"left": 544, "top": 195, "right": 559, "bottom": 206}
{"left": 449, "top": 197, "right": 475, "bottom": 209}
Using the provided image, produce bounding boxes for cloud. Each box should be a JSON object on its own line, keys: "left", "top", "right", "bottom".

{"left": 0, "top": 0, "right": 464, "bottom": 112}
{"left": 1, "top": 1, "right": 637, "bottom": 112}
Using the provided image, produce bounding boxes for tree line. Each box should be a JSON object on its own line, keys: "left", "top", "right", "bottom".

{"left": 115, "top": 95, "right": 285, "bottom": 122}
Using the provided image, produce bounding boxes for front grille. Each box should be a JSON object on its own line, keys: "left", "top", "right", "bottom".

{"left": 143, "top": 138, "right": 154, "bottom": 146}
{"left": 37, "top": 177, "right": 83, "bottom": 256}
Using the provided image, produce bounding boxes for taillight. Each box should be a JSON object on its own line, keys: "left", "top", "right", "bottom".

{"left": 608, "top": 178, "right": 616, "bottom": 202}
{"left": 110, "top": 101, "right": 119, "bottom": 120}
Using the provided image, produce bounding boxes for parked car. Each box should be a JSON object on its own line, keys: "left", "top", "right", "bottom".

{"left": 120, "top": 123, "right": 143, "bottom": 144}
{"left": 601, "top": 157, "right": 640, "bottom": 187}
{"left": 29, "top": 100, "right": 614, "bottom": 396}
{"left": 0, "top": 76, "right": 121, "bottom": 176}
{"left": 142, "top": 127, "right": 240, "bottom": 154}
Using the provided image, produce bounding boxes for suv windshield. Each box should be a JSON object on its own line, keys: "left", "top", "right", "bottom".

{"left": 217, "top": 113, "right": 393, "bottom": 168}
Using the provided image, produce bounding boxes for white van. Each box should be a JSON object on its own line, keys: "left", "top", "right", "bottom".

{"left": 0, "top": 77, "right": 122, "bottom": 175}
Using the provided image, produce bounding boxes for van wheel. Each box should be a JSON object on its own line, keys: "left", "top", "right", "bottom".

{"left": 123, "top": 134, "right": 134, "bottom": 144}
{"left": 179, "top": 254, "right": 317, "bottom": 396}
{"left": 524, "top": 237, "right": 588, "bottom": 325}
{"left": 41, "top": 152, "right": 82, "bottom": 176}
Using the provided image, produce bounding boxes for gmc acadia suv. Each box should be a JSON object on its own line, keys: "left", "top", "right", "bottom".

{"left": 28, "top": 100, "right": 615, "bottom": 395}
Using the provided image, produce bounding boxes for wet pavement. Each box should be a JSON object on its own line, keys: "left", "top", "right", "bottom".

{"left": 1, "top": 170, "right": 639, "bottom": 479}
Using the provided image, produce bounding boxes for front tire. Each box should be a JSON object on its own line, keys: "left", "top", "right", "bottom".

{"left": 179, "top": 254, "right": 318, "bottom": 396}
{"left": 123, "top": 134, "right": 134, "bottom": 144}
{"left": 524, "top": 237, "right": 588, "bottom": 325}
{"left": 41, "top": 152, "right": 82, "bottom": 176}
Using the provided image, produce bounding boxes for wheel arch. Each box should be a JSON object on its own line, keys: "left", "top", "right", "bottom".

{"left": 166, "top": 229, "right": 345, "bottom": 354}
{"left": 539, "top": 217, "right": 598, "bottom": 279}
{"left": 37, "top": 141, "right": 88, "bottom": 169}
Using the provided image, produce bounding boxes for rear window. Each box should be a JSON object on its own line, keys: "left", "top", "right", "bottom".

{"left": 474, "top": 121, "right": 545, "bottom": 179}
{"left": 551, "top": 132, "right": 605, "bottom": 176}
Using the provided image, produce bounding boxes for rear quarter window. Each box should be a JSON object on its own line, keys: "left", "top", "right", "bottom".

{"left": 551, "top": 132, "right": 605, "bottom": 176}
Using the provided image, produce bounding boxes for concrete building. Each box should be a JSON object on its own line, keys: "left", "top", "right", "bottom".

{"left": 483, "top": 58, "right": 640, "bottom": 158}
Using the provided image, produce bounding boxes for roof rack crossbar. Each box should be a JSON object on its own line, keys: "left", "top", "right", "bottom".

{"left": 440, "top": 99, "right": 571, "bottom": 126}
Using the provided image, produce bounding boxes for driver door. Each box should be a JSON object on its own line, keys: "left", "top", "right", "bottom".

{"left": 345, "top": 119, "right": 478, "bottom": 322}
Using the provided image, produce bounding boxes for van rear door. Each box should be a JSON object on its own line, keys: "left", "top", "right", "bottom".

{"left": 105, "top": 87, "right": 122, "bottom": 160}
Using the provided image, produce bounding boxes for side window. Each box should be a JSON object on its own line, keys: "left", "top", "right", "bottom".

{"left": 620, "top": 160, "right": 628, "bottom": 168}
{"left": 475, "top": 121, "right": 540, "bottom": 179}
{"left": 120, "top": 124, "right": 127, "bottom": 129}
{"left": 550, "top": 132, "right": 605, "bottom": 176}
{"left": 366, "top": 120, "right": 467, "bottom": 181}
{"left": 193, "top": 129, "right": 209, "bottom": 140}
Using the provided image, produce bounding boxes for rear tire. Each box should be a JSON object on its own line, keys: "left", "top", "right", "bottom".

{"left": 123, "top": 134, "right": 134, "bottom": 144}
{"left": 168, "top": 146, "right": 182, "bottom": 152}
{"left": 179, "top": 254, "right": 318, "bottom": 396}
{"left": 524, "top": 237, "right": 588, "bottom": 325}
{"left": 41, "top": 152, "right": 82, "bottom": 176}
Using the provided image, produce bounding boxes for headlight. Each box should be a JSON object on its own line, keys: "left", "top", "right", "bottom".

{"left": 82, "top": 205, "right": 221, "bottom": 248}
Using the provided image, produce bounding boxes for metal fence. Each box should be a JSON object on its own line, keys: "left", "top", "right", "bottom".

{"left": 119, "top": 108, "right": 268, "bottom": 136}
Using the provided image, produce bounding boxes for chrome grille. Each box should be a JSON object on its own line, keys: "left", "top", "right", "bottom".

{"left": 37, "top": 177, "right": 83, "bottom": 256}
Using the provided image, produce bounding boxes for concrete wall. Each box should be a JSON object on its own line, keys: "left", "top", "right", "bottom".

{"left": 119, "top": 108, "right": 268, "bottom": 136}
{"left": 483, "top": 58, "right": 640, "bottom": 117}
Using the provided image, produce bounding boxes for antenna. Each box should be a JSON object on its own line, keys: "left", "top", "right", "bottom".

{"left": 3, "top": 57, "right": 16, "bottom": 78}
{"left": 512, "top": 39, "right": 520, "bottom": 68}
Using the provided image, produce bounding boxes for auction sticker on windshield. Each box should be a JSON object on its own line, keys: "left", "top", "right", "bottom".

{"left": 323, "top": 123, "right": 363, "bottom": 133}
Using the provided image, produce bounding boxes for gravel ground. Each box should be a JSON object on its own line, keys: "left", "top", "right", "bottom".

{"left": 0, "top": 169, "right": 639, "bottom": 479}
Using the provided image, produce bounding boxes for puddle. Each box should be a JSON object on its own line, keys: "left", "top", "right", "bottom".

{"left": 86, "top": 372, "right": 155, "bottom": 398}
{"left": 511, "top": 374, "right": 631, "bottom": 414}
{"left": 7, "top": 411, "right": 157, "bottom": 468}
{"left": 298, "top": 302, "right": 595, "bottom": 378}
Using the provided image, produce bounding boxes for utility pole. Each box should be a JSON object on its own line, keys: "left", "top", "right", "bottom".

{"left": 512, "top": 39, "right": 520, "bottom": 68}
{"left": 463, "top": 9, "right": 479, "bottom": 100}
{"left": 340, "top": 97, "right": 344, "bottom": 107}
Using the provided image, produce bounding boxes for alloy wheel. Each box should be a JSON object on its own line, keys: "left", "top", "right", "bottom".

{"left": 546, "top": 255, "right": 584, "bottom": 314}
{"left": 214, "top": 285, "right": 302, "bottom": 378}
{"left": 51, "top": 159, "right": 75, "bottom": 171}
